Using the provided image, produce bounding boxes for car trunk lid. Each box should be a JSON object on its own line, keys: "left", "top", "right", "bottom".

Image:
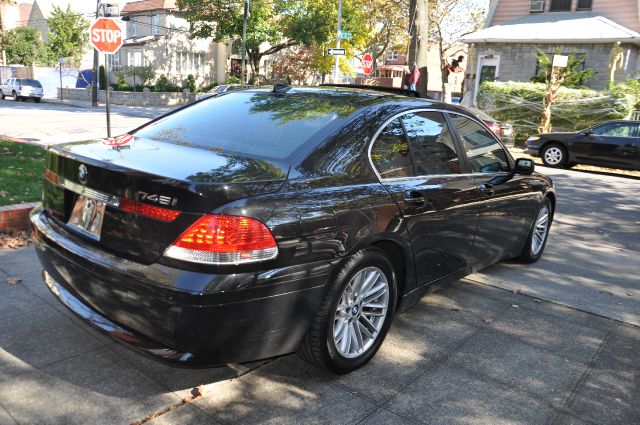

{"left": 42, "top": 137, "right": 288, "bottom": 264}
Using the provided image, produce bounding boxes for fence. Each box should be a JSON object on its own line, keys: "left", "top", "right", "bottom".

{"left": 58, "top": 87, "right": 196, "bottom": 106}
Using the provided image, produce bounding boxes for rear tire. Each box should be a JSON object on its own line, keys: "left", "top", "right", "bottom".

{"left": 298, "top": 248, "right": 397, "bottom": 374}
{"left": 518, "top": 198, "right": 552, "bottom": 263}
{"left": 0, "top": 92, "right": 5, "bottom": 100}
{"left": 541, "top": 143, "right": 567, "bottom": 168}
{"left": 34, "top": 98, "right": 41, "bottom": 103}
{"left": 12, "top": 91, "right": 18, "bottom": 101}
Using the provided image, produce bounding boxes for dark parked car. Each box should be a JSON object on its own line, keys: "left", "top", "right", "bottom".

{"left": 526, "top": 120, "right": 640, "bottom": 170}
{"left": 31, "top": 86, "right": 555, "bottom": 373}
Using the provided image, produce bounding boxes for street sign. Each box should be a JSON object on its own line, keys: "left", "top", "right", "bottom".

{"left": 552, "top": 54, "right": 568, "bottom": 68}
{"left": 89, "top": 18, "right": 123, "bottom": 54}
{"left": 362, "top": 53, "right": 374, "bottom": 76}
{"left": 328, "top": 48, "right": 346, "bottom": 56}
{"left": 340, "top": 31, "right": 352, "bottom": 40}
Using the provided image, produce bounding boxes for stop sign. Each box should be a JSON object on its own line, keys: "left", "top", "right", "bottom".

{"left": 362, "top": 53, "right": 374, "bottom": 76}
{"left": 89, "top": 18, "right": 123, "bottom": 54}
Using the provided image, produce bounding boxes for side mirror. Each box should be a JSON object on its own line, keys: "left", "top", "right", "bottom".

{"left": 514, "top": 158, "right": 535, "bottom": 175}
{"left": 583, "top": 129, "right": 593, "bottom": 136}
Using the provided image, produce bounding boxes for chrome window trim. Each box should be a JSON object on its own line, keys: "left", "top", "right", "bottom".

{"left": 367, "top": 108, "right": 507, "bottom": 182}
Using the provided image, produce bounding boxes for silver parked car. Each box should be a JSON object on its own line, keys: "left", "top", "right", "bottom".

{"left": 0, "top": 78, "right": 44, "bottom": 102}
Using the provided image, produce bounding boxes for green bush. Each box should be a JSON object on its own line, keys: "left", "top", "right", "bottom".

{"left": 198, "top": 81, "right": 217, "bottom": 93}
{"left": 226, "top": 76, "right": 242, "bottom": 84}
{"left": 154, "top": 74, "right": 182, "bottom": 92}
{"left": 477, "top": 81, "right": 635, "bottom": 145}
{"left": 186, "top": 74, "right": 196, "bottom": 93}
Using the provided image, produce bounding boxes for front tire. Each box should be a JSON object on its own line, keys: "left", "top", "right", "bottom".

{"left": 518, "top": 198, "right": 552, "bottom": 263}
{"left": 541, "top": 143, "right": 567, "bottom": 168}
{"left": 34, "top": 98, "right": 41, "bottom": 103}
{"left": 299, "top": 248, "right": 397, "bottom": 374}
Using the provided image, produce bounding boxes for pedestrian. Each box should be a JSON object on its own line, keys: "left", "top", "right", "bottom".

{"left": 409, "top": 62, "right": 420, "bottom": 92}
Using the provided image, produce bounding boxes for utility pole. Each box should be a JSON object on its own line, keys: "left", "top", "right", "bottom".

{"left": 333, "top": 0, "right": 342, "bottom": 83}
{"left": 240, "top": 0, "right": 250, "bottom": 85}
{"left": 408, "top": 0, "right": 428, "bottom": 96}
{"left": 91, "top": 0, "right": 101, "bottom": 107}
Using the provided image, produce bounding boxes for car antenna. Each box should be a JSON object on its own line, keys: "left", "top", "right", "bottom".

{"left": 272, "top": 83, "right": 291, "bottom": 94}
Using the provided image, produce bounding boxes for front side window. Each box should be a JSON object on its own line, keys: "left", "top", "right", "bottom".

{"left": 450, "top": 115, "right": 510, "bottom": 173}
{"left": 401, "top": 112, "right": 460, "bottom": 175}
{"left": 370, "top": 118, "right": 413, "bottom": 178}
{"left": 592, "top": 123, "right": 639, "bottom": 137}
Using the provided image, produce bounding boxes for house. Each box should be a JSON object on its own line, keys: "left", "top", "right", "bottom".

{"left": 117, "top": 0, "right": 227, "bottom": 87}
{"left": 460, "top": 0, "right": 640, "bottom": 102}
{"left": 27, "top": 0, "right": 95, "bottom": 68}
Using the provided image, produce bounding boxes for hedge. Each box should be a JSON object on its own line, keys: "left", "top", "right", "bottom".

{"left": 477, "top": 81, "right": 635, "bottom": 145}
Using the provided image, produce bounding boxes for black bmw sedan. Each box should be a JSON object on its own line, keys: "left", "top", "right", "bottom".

{"left": 31, "top": 86, "right": 555, "bottom": 373}
{"left": 525, "top": 120, "right": 640, "bottom": 170}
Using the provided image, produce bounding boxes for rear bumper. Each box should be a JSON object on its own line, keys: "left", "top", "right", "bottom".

{"left": 31, "top": 206, "right": 333, "bottom": 366}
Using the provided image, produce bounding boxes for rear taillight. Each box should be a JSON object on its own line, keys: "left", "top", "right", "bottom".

{"left": 119, "top": 198, "right": 180, "bottom": 222}
{"left": 486, "top": 122, "right": 502, "bottom": 134}
{"left": 164, "top": 214, "right": 278, "bottom": 265}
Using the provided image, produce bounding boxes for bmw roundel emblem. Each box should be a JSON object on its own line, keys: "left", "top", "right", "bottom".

{"left": 78, "top": 164, "right": 88, "bottom": 184}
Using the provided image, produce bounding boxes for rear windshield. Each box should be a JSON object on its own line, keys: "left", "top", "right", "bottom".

{"left": 22, "top": 79, "right": 42, "bottom": 87}
{"left": 134, "top": 91, "right": 357, "bottom": 160}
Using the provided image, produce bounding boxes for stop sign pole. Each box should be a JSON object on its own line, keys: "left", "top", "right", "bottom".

{"left": 89, "top": 17, "right": 124, "bottom": 138}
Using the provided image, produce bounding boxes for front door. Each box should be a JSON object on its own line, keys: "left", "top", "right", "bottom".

{"left": 371, "top": 110, "right": 480, "bottom": 286}
{"left": 447, "top": 113, "right": 538, "bottom": 269}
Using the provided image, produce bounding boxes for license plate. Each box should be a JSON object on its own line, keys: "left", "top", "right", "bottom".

{"left": 67, "top": 196, "right": 106, "bottom": 240}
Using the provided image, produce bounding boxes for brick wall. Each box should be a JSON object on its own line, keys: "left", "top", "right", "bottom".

{"left": 0, "top": 202, "right": 39, "bottom": 233}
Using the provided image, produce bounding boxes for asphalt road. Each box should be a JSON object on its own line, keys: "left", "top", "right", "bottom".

{"left": 0, "top": 98, "right": 171, "bottom": 145}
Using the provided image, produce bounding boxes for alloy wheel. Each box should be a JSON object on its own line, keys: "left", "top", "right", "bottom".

{"left": 332, "top": 266, "right": 390, "bottom": 358}
{"left": 531, "top": 205, "right": 550, "bottom": 256}
{"left": 543, "top": 147, "right": 563, "bottom": 166}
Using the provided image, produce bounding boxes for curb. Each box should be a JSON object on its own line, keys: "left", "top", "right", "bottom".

{"left": 0, "top": 202, "right": 39, "bottom": 233}
{"left": 0, "top": 135, "right": 43, "bottom": 146}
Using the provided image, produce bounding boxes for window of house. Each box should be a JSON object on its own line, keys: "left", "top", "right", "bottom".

{"left": 549, "top": 0, "right": 571, "bottom": 11}
{"left": 370, "top": 118, "right": 414, "bottom": 179}
{"left": 108, "top": 52, "right": 121, "bottom": 69}
{"left": 529, "top": 0, "right": 545, "bottom": 12}
{"left": 576, "top": 0, "right": 592, "bottom": 10}
{"left": 450, "top": 115, "right": 510, "bottom": 173}
{"left": 151, "top": 14, "right": 159, "bottom": 34}
{"left": 128, "top": 50, "right": 142, "bottom": 67}
{"left": 401, "top": 112, "right": 461, "bottom": 175}
{"left": 130, "top": 16, "right": 138, "bottom": 37}
{"left": 386, "top": 51, "right": 399, "bottom": 61}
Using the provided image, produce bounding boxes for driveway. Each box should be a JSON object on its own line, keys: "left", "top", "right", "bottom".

{"left": 0, "top": 157, "right": 639, "bottom": 424}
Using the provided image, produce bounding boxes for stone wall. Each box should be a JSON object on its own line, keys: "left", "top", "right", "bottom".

{"left": 58, "top": 87, "right": 196, "bottom": 106}
{"left": 471, "top": 42, "right": 639, "bottom": 91}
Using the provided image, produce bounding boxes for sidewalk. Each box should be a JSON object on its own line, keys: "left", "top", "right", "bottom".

{"left": 1, "top": 246, "right": 638, "bottom": 425}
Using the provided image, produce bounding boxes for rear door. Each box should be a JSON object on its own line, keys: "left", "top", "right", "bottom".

{"left": 371, "top": 110, "right": 480, "bottom": 286}
{"left": 448, "top": 113, "right": 538, "bottom": 269}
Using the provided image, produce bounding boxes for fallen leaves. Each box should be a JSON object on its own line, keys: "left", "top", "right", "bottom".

{"left": 0, "top": 231, "right": 32, "bottom": 249}
{"left": 599, "top": 290, "right": 614, "bottom": 296}
{"left": 483, "top": 317, "right": 494, "bottom": 324}
{"left": 511, "top": 304, "right": 519, "bottom": 309}
{"left": 5, "top": 276, "right": 22, "bottom": 285}
{"left": 512, "top": 288, "right": 521, "bottom": 295}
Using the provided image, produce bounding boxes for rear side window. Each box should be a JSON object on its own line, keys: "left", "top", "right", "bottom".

{"left": 24, "top": 79, "right": 42, "bottom": 87}
{"left": 450, "top": 115, "right": 510, "bottom": 173}
{"left": 401, "top": 112, "right": 461, "bottom": 175}
{"left": 134, "top": 92, "right": 348, "bottom": 160}
{"left": 370, "top": 118, "right": 413, "bottom": 178}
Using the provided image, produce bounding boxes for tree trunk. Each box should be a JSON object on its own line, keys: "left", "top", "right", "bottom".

{"left": 408, "top": 0, "right": 429, "bottom": 97}
{"left": 539, "top": 68, "right": 564, "bottom": 133}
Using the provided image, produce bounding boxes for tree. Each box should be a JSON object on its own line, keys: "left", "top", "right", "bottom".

{"left": 357, "top": 0, "right": 409, "bottom": 74}
{"left": 1, "top": 27, "right": 52, "bottom": 66}
{"left": 176, "top": 0, "right": 364, "bottom": 79}
{"left": 126, "top": 65, "right": 156, "bottom": 89}
{"left": 429, "top": 0, "right": 485, "bottom": 100}
{"left": 46, "top": 5, "right": 88, "bottom": 68}
{"left": 531, "top": 49, "right": 594, "bottom": 88}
